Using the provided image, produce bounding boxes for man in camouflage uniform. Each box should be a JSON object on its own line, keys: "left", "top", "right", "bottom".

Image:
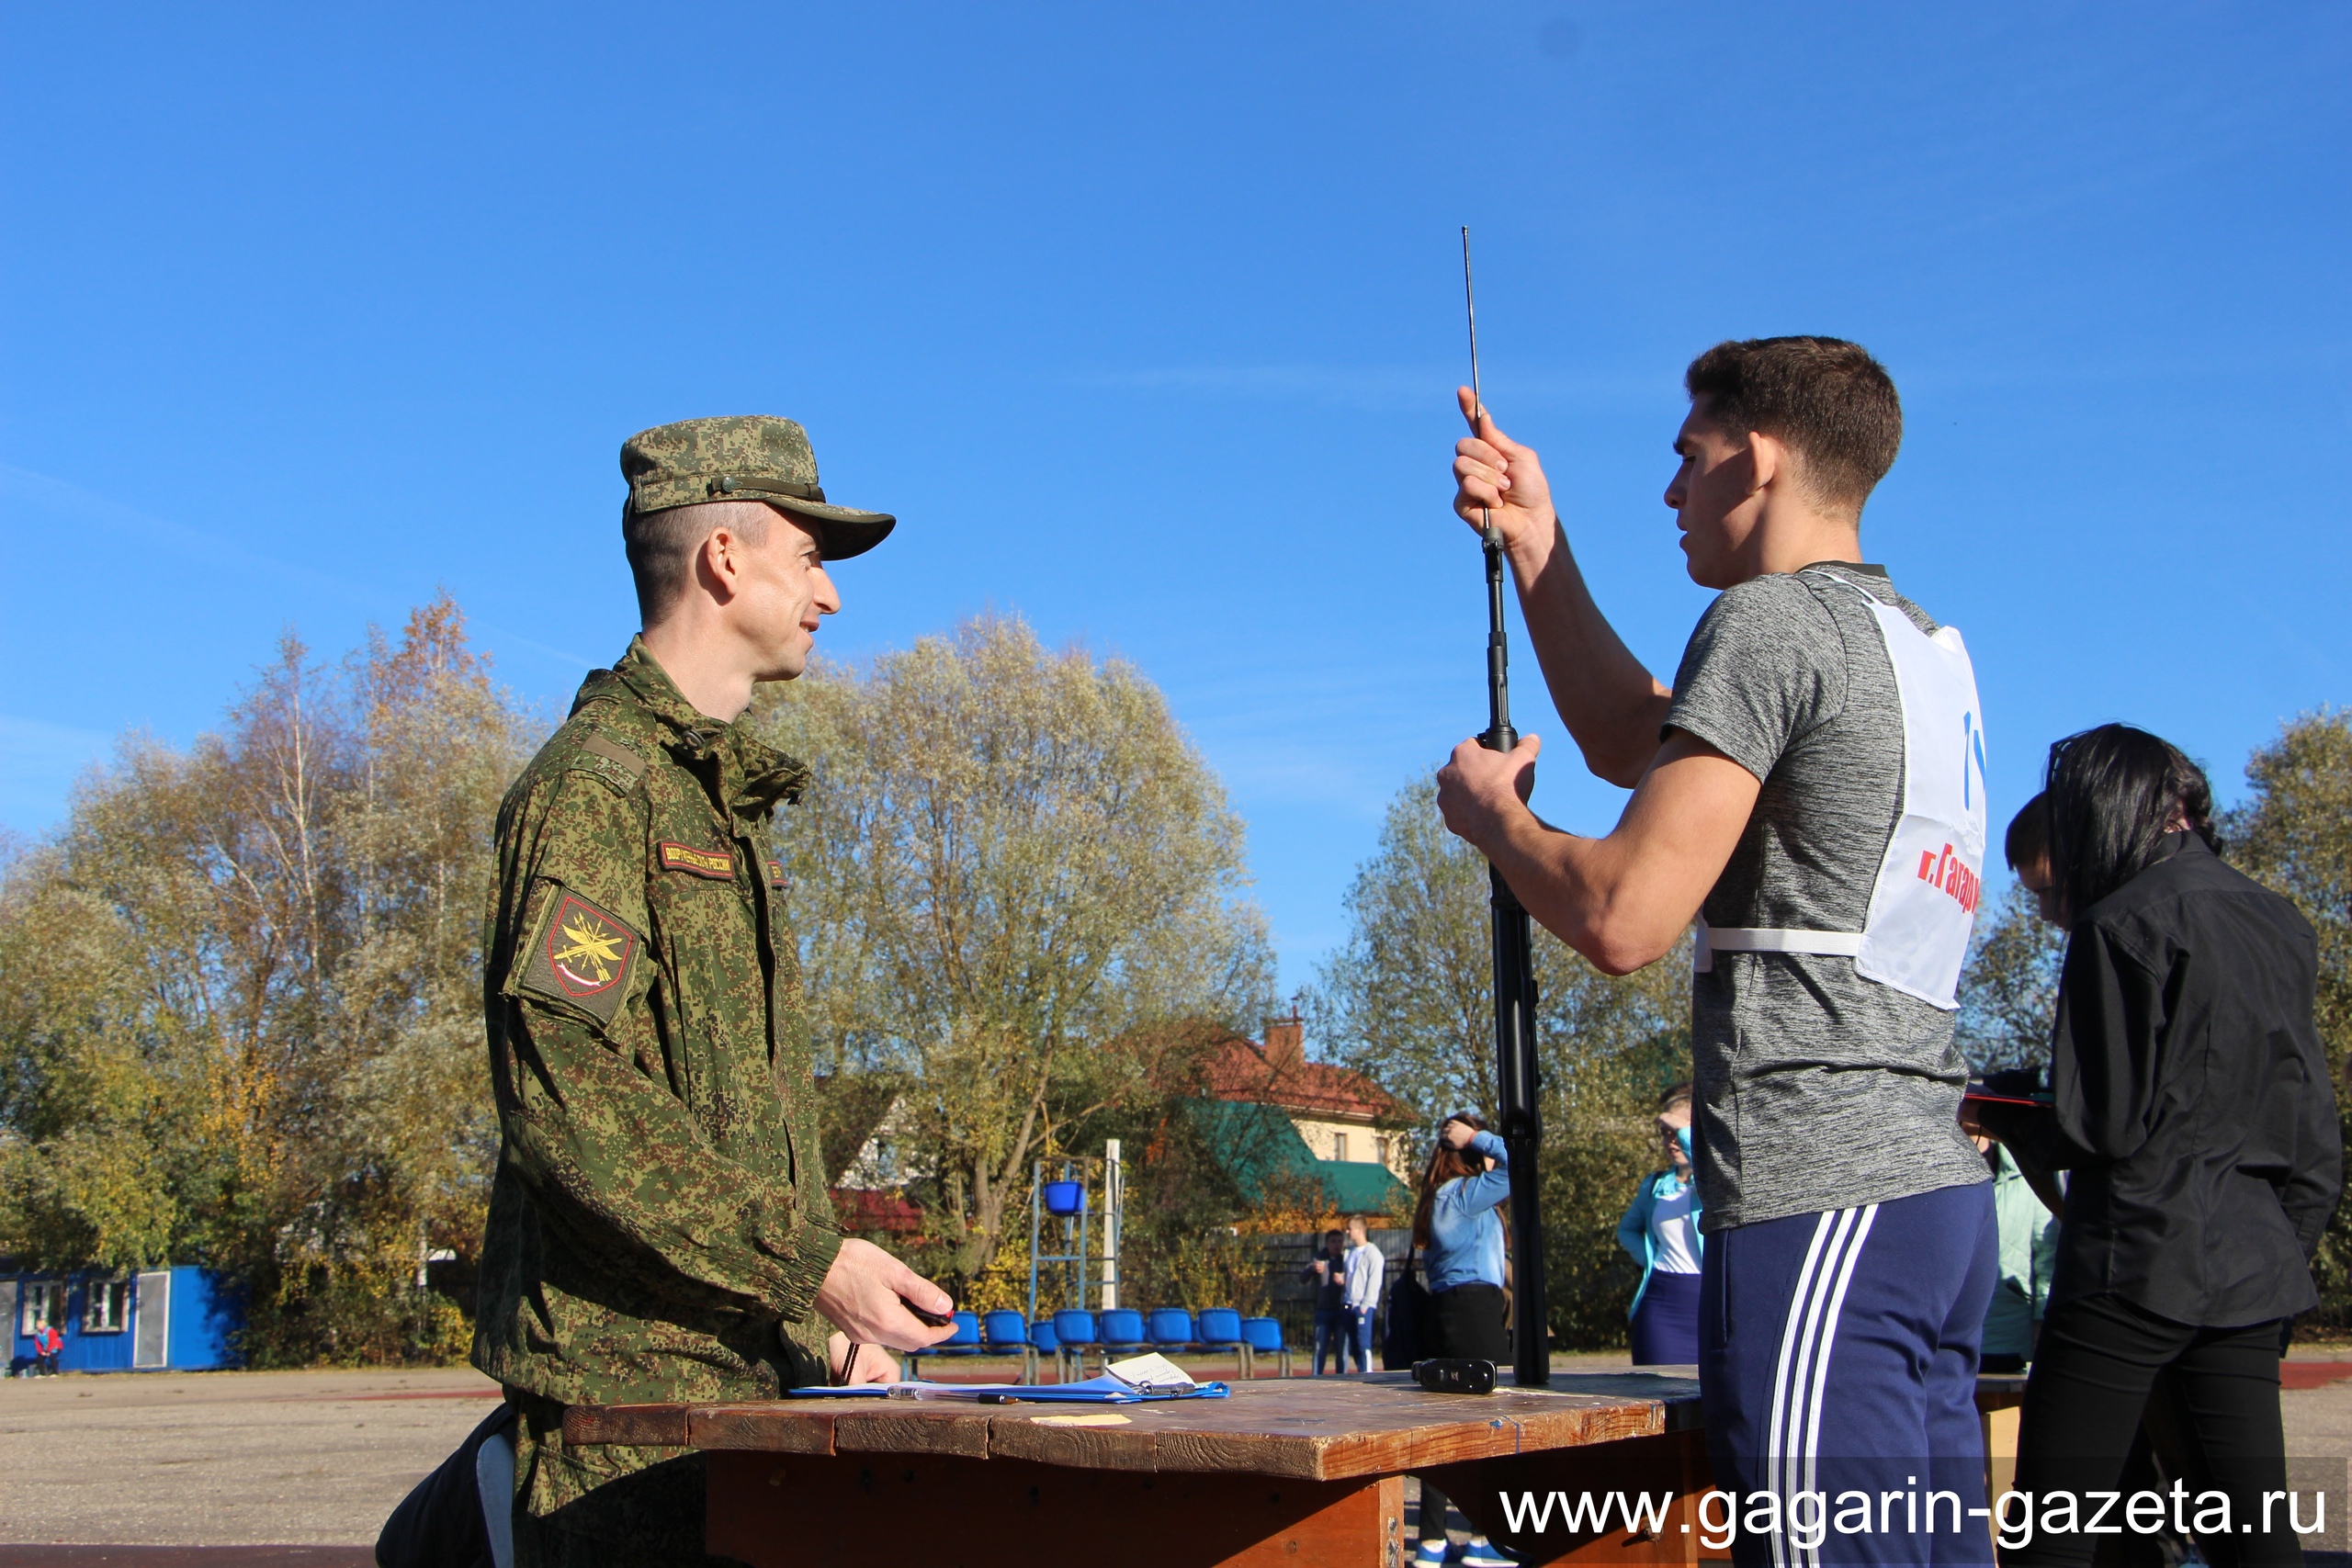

{"left": 473, "top": 415, "right": 955, "bottom": 1565}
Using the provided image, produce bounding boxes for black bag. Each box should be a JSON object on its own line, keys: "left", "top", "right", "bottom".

{"left": 1382, "top": 1247, "right": 1430, "bottom": 1369}
{"left": 376, "top": 1399, "right": 516, "bottom": 1568}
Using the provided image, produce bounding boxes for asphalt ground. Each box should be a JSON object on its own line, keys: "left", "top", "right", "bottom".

{"left": 5, "top": 1354, "right": 2352, "bottom": 1564}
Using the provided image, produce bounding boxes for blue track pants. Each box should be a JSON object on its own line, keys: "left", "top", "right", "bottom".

{"left": 1699, "top": 1180, "right": 1999, "bottom": 1568}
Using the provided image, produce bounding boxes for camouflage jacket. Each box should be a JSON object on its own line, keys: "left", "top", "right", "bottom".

{"left": 470, "top": 637, "right": 841, "bottom": 1407}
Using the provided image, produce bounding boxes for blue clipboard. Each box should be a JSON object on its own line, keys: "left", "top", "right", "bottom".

{"left": 787, "top": 1374, "right": 1230, "bottom": 1404}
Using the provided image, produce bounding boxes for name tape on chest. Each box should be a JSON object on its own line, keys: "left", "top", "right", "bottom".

{"left": 658, "top": 841, "right": 735, "bottom": 880}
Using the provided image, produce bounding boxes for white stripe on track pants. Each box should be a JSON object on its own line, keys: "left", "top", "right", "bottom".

{"left": 1699, "top": 1180, "right": 1998, "bottom": 1568}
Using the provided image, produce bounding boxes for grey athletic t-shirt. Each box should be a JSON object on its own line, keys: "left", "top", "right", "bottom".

{"left": 1664, "top": 562, "right": 1988, "bottom": 1233}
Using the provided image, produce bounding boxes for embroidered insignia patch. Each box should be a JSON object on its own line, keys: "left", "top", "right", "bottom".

{"left": 658, "top": 841, "right": 734, "bottom": 879}
{"left": 766, "top": 858, "right": 788, "bottom": 890}
{"left": 516, "top": 887, "right": 641, "bottom": 1026}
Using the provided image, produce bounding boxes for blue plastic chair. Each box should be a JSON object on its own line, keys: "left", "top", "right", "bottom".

{"left": 1239, "top": 1315, "right": 1293, "bottom": 1379}
{"left": 1028, "top": 1318, "right": 1060, "bottom": 1382}
{"left": 1098, "top": 1308, "right": 1148, "bottom": 1364}
{"left": 1147, "top": 1307, "right": 1194, "bottom": 1349}
{"left": 1194, "top": 1307, "right": 1250, "bottom": 1376}
{"left": 983, "top": 1309, "right": 1036, "bottom": 1383}
{"left": 1052, "top": 1309, "right": 1099, "bottom": 1382}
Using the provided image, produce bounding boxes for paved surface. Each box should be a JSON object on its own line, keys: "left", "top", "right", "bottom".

{"left": 0, "top": 1367, "right": 499, "bottom": 1552}
{"left": 4, "top": 1355, "right": 2351, "bottom": 1560}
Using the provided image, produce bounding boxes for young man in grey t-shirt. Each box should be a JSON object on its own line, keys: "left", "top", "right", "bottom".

{"left": 1439, "top": 338, "right": 1995, "bottom": 1566}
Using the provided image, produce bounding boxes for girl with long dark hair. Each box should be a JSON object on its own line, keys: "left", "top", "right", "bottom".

{"left": 1983, "top": 725, "right": 2340, "bottom": 1568}
{"left": 1408, "top": 1113, "right": 1514, "bottom": 1568}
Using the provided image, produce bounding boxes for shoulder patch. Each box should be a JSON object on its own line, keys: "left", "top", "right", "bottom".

{"left": 579, "top": 730, "right": 650, "bottom": 782}
{"left": 766, "top": 858, "right": 788, "bottom": 891}
{"left": 658, "top": 841, "right": 735, "bottom": 880}
{"left": 515, "top": 886, "right": 643, "bottom": 1026}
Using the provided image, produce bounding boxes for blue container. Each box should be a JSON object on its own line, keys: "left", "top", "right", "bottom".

{"left": 1042, "top": 1180, "right": 1086, "bottom": 1215}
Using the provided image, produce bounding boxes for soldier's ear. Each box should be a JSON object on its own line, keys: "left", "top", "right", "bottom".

{"left": 697, "top": 525, "right": 744, "bottom": 604}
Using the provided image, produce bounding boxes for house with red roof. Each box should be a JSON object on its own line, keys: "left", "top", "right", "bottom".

{"left": 1191, "top": 1015, "right": 1413, "bottom": 1214}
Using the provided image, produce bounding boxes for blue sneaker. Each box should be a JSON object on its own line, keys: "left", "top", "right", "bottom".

{"left": 1459, "top": 1540, "right": 1517, "bottom": 1567}
{"left": 1412, "top": 1540, "right": 1451, "bottom": 1566}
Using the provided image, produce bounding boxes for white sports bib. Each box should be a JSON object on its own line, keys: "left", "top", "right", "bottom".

{"left": 1694, "top": 570, "right": 1987, "bottom": 1010}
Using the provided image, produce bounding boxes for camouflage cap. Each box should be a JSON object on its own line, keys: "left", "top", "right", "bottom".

{"left": 619, "top": 415, "right": 895, "bottom": 559}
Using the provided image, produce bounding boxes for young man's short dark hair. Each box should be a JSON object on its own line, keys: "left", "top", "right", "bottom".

{"left": 1683, "top": 336, "right": 1903, "bottom": 515}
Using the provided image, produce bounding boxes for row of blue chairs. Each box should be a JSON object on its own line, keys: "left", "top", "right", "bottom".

{"left": 903, "top": 1307, "right": 1295, "bottom": 1383}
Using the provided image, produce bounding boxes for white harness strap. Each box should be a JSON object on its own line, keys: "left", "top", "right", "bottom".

{"left": 1691, "top": 570, "right": 1988, "bottom": 1010}
{"left": 1693, "top": 926, "right": 1862, "bottom": 972}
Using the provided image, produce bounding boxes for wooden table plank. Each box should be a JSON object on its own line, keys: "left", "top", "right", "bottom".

{"left": 568, "top": 1371, "right": 1704, "bottom": 1483}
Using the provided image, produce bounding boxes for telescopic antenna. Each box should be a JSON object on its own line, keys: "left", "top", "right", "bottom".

{"left": 1460, "top": 225, "right": 1546, "bottom": 1389}
{"left": 1463, "top": 228, "right": 1510, "bottom": 750}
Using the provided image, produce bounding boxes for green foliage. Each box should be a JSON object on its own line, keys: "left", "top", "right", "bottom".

{"left": 2224, "top": 709, "right": 2352, "bottom": 1329}
{"left": 1955, "top": 881, "right": 2066, "bottom": 1074}
{"left": 756, "top": 617, "right": 1275, "bottom": 1294}
{"left": 0, "top": 596, "right": 534, "bottom": 1363}
{"left": 1309, "top": 776, "right": 1690, "bottom": 1349}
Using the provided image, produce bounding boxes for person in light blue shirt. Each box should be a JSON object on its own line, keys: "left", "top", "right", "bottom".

{"left": 1410, "top": 1113, "right": 1515, "bottom": 1568}
{"left": 1616, "top": 1084, "right": 1704, "bottom": 1366}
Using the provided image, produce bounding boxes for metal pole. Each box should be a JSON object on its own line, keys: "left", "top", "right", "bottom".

{"left": 1102, "top": 1139, "right": 1123, "bottom": 1311}
{"left": 1028, "top": 1159, "right": 1043, "bottom": 1326}
{"left": 1463, "top": 227, "right": 1548, "bottom": 1388}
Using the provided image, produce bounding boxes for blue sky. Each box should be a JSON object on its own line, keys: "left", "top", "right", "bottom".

{"left": 5, "top": 4, "right": 2346, "bottom": 994}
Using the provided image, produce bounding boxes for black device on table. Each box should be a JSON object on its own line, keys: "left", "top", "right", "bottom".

{"left": 1414, "top": 1358, "right": 1497, "bottom": 1395}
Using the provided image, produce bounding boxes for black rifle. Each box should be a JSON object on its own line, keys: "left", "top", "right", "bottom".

{"left": 1462, "top": 228, "right": 1548, "bottom": 1389}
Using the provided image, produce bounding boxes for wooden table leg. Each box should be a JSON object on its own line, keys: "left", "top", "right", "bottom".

{"left": 706, "top": 1450, "right": 1408, "bottom": 1567}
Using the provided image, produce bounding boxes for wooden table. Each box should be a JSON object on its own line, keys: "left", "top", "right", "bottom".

{"left": 567, "top": 1370, "right": 2027, "bottom": 1568}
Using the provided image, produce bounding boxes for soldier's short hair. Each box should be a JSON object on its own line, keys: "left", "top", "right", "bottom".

{"left": 1683, "top": 336, "right": 1903, "bottom": 517}
{"left": 623, "top": 499, "right": 774, "bottom": 626}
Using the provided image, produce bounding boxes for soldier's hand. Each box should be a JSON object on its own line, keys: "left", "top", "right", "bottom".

{"left": 815, "top": 1237, "right": 957, "bottom": 1351}
{"left": 827, "top": 1333, "right": 899, "bottom": 1384}
{"left": 1453, "top": 389, "right": 1558, "bottom": 556}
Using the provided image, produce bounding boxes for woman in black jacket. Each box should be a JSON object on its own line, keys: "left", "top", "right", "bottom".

{"left": 1984, "top": 725, "right": 2340, "bottom": 1568}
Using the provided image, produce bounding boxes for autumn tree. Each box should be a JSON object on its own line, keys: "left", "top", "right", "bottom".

{"left": 753, "top": 616, "right": 1273, "bottom": 1293}
{"left": 1308, "top": 776, "right": 1690, "bottom": 1348}
{"left": 1954, "top": 881, "right": 2065, "bottom": 1074}
{"left": 0, "top": 595, "right": 534, "bottom": 1362}
{"left": 2226, "top": 709, "right": 2352, "bottom": 1325}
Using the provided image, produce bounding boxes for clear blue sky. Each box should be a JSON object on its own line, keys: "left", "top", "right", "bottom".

{"left": 5, "top": 4, "right": 2346, "bottom": 995}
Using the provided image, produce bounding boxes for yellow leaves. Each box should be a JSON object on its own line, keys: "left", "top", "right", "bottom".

{"left": 0, "top": 592, "right": 529, "bottom": 1359}
{"left": 754, "top": 615, "right": 1275, "bottom": 1288}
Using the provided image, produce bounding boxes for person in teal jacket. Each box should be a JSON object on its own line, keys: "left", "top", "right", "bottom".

{"left": 1976, "top": 1134, "right": 2057, "bottom": 1371}
{"left": 1616, "top": 1085, "right": 1703, "bottom": 1365}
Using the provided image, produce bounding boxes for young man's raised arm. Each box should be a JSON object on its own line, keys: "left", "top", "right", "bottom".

{"left": 1452, "top": 388, "right": 1673, "bottom": 787}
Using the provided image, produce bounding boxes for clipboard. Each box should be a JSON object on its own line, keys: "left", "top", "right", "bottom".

{"left": 787, "top": 1373, "right": 1231, "bottom": 1404}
